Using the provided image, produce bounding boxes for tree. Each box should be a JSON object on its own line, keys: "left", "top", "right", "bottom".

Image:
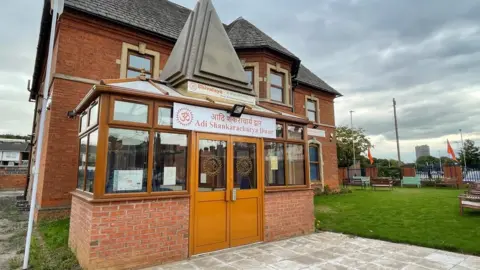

{"left": 336, "top": 126, "right": 372, "bottom": 167}
{"left": 458, "top": 139, "right": 480, "bottom": 168}
{"left": 416, "top": 155, "right": 440, "bottom": 169}
{"left": 0, "top": 134, "right": 30, "bottom": 140}
{"left": 439, "top": 156, "right": 456, "bottom": 166}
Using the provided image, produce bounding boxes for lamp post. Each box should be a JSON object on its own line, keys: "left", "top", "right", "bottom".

{"left": 350, "top": 110, "right": 355, "bottom": 168}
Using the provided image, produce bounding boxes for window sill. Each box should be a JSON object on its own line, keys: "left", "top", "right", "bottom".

{"left": 265, "top": 186, "right": 313, "bottom": 193}
{"left": 71, "top": 190, "right": 190, "bottom": 203}
{"left": 259, "top": 99, "right": 293, "bottom": 108}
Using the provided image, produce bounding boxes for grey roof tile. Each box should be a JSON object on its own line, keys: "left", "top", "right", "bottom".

{"left": 297, "top": 64, "right": 342, "bottom": 96}
{"left": 0, "top": 142, "right": 30, "bottom": 152}
{"left": 53, "top": 0, "right": 339, "bottom": 95}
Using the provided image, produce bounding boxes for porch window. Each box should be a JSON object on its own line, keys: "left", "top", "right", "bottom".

{"left": 113, "top": 100, "right": 149, "bottom": 124}
{"left": 287, "top": 125, "right": 304, "bottom": 140}
{"left": 158, "top": 107, "right": 173, "bottom": 126}
{"left": 287, "top": 144, "right": 305, "bottom": 185}
{"left": 80, "top": 113, "right": 88, "bottom": 133}
{"left": 89, "top": 102, "right": 99, "bottom": 126}
{"left": 85, "top": 130, "right": 98, "bottom": 193}
{"left": 77, "top": 137, "right": 88, "bottom": 190}
{"left": 152, "top": 133, "right": 188, "bottom": 192}
{"left": 264, "top": 122, "right": 307, "bottom": 187}
{"left": 264, "top": 142, "right": 285, "bottom": 186}
{"left": 105, "top": 128, "right": 149, "bottom": 194}
{"left": 127, "top": 50, "right": 153, "bottom": 78}
{"left": 270, "top": 71, "right": 284, "bottom": 103}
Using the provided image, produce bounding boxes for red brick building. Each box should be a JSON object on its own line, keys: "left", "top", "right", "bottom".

{"left": 28, "top": 0, "right": 341, "bottom": 268}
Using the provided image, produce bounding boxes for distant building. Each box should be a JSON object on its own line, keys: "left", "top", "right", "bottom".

{"left": 0, "top": 138, "right": 30, "bottom": 166}
{"left": 415, "top": 145, "right": 431, "bottom": 160}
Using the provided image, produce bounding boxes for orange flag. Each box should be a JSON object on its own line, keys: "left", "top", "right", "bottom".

{"left": 447, "top": 140, "right": 458, "bottom": 161}
{"left": 368, "top": 147, "right": 374, "bottom": 165}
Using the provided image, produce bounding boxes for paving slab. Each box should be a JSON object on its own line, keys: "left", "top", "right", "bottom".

{"left": 143, "top": 232, "right": 480, "bottom": 270}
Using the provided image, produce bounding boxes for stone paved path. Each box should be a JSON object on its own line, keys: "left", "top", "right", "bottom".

{"left": 144, "top": 232, "right": 480, "bottom": 270}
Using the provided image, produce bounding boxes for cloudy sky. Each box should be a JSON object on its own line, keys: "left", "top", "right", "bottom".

{"left": 1, "top": 0, "right": 479, "bottom": 162}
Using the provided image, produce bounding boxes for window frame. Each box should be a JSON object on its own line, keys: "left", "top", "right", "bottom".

{"left": 76, "top": 134, "right": 89, "bottom": 192}
{"left": 308, "top": 140, "right": 324, "bottom": 187}
{"left": 264, "top": 121, "right": 309, "bottom": 190}
{"left": 244, "top": 67, "right": 255, "bottom": 89}
{"left": 305, "top": 96, "right": 320, "bottom": 124}
{"left": 153, "top": 101, "right": 174, "bottom": 129}
{"left": 127, "top": 50, "right": 154, "bottom": 78}
{"left": 109, "top": 96, "right": 153, "bottom": 128}
{"left": 269, "top": 71, "right": 285, "bottom": 103}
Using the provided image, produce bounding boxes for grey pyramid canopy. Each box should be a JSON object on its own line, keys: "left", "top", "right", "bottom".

{"left": 160, "top": 0, "right": 254, "bottom": 96}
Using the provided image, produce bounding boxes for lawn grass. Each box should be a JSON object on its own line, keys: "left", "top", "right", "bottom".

{"left": 315, "top": 187, "right": 480, "bottom": 255}
{"left": 29, "top": 219, "right": 80, "bottom": 270}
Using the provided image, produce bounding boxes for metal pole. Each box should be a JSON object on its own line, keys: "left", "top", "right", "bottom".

{"left": 393, "top": 98, "right": 401, "bottom": 165}
{"left": 23, "top": 2, "right": 62, "bottom": 268}
{"left": 350, "top": 110, "right": 355, "bottom": 168}
{"left": 460, "top": 129, "right": 467, "bottom": 172}
{"left": 438, "top": 150, "right": 442, "bottom": 173}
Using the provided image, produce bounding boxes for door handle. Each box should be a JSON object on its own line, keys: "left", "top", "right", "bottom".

{"left": 231, "top": 189, "right": 237, "bottom": 202}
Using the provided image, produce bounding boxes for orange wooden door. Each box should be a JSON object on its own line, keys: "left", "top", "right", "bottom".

{"left": 230, "top": 137, "right": 263, "bottom": 247}
{"left": 193, "top": 134, "right": 263, "bottom": 254}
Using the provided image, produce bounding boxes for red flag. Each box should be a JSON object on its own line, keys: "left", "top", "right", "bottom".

{"left": 447, "top": 140, "right": 458, "bottom": 161}
{"left": 368, "top": 147, "right": 374, "bottom": 165}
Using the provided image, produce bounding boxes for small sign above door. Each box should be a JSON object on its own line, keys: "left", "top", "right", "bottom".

{"left": 188, "top": 81, "right": 257, "bottom": 105}
{"left": 173, "top": 103, "right": 276, "bottom": 138}
{"left": 308, "top": 128, "right": 326, "bottom": 138}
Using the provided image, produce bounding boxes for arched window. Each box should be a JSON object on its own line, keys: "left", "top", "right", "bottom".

{"left": 308, "top": 140, "right": 324, "bottom": 186}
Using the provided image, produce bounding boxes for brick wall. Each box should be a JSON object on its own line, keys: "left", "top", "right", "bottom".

{"left": 0, "top": 174, "right": 27, "bottom": 190}
{"left": 32, "top": 12, "right": 175, "bottom": 219}
{"left": 264, "top": 190, "right": 315, "bottom": 242}
{"left": 69, "top": 195, "right": 189, "bottom": 270}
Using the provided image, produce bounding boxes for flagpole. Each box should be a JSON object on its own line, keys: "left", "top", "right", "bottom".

{"left": 22, "top": 1, "right": 64, "bottom": 269}
{"left": 459, "top": 129, "right": 467, "bottom": 172}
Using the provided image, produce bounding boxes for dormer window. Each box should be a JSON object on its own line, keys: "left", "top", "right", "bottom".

{"left": 270, "top": 71, "right": 284, "bottom": 103}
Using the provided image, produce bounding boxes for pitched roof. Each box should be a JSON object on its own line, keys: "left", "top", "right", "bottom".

{"left": 31, "top": 0, "right": 340, "bottom": 97}
{"left": 297, "top": 64, "right": 342, "bottom": 96}
{"left": 0, "top": 141, "right": 30, "bottom": 152}
{"left": 226, "top": 17, "right": 298, "bottom": 60}
{"left": 65, "top": 0, "right": 191, "bottom": 41}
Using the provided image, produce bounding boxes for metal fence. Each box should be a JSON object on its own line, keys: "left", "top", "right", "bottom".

{"left": 415, "top": 168, "right": 480, "bottom": 183}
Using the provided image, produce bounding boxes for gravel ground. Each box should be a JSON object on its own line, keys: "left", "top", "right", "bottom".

{"left": 0, "top": 191, "right": 28, "bottom": 270}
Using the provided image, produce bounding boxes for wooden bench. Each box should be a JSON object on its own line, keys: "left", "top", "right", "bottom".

{"left": 343, "top": 177, "right": 370, "bottom": 189}
{"left": 435, "top": 177, "right": 459, "bottom": 189}
{"left": 401, "top": 176, "right": 421, "bottom": 188}
{"left": 371, "top": 177, "right": 393, "bottom": 190}
{"left": 465, "top": 182, "right": 480, "bottom": 196}
{"left": 459, "top": 195, "right": 480, "bottom": 215}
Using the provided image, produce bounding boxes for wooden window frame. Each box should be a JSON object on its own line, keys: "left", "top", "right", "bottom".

{"left": 127, "top": 50, "right": 154, "bottom": 77}
{"left": 286, "top": 124, "right": 305, "bottom": 141}
{"left": 77, "top": 134, "right": 89, "bottom": 192}
{"left": 264, "top": 121, "right": 309, "bottom": 190}
{"left": 305, "top": 96, "right": 320, "bottom": 124}
{"left": 74, "top": 95, "right": 193, "bottom": 200}
{"left": 269, "top": 71, "right": 285, "bottom": 103}
{"left": 154, "top": 101, "right": 174, "bottom": 129}
{"left": 109, "top": 96, "right": 153, "bottom": 128}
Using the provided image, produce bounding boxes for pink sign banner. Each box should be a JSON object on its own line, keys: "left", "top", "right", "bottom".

{"left": 173, "top": 103, "right": 276, "bottom": 138}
